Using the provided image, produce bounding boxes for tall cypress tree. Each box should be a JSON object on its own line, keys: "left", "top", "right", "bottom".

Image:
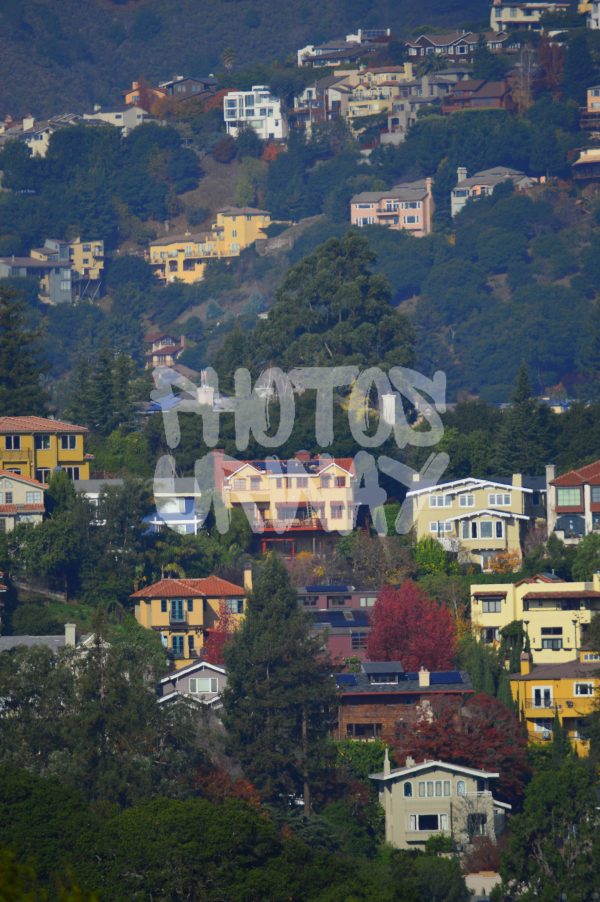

{"left": 222, "top": 555, "right": 337, "bottom": 814}
{"left": 493, "top": 363, "right": 549, "bottom": 476}
{"left": 0, "top": 287, "right": 48, "bottom": 415}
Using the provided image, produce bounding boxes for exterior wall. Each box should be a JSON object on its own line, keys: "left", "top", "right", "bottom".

{"left": 160, "top": 664, "right": 226, "bottom": 703}
{"left": 0, "top": 431, "right": 89, "bottom": 481}
{"left": 223, "top": 461, "right": 355, "bottom": 533}
{"left": 134, "top": 593, "right": 246, "bottom": 669}
{"left": 297, "top": 589, "right": 378, "bottom": 610}
{"left": 82, "top": 108, "right": 149, "bottom": 132}
{"left": 213, "top": 210, "right": 270, "bottom": 255}
{"left": 511, "top": 664, "right": 600, "bottom": 756}
{"left": 338, "top": 695, "right": 445, "bottom": 744}
{"left": 149, "top": 237, "right": 210, "bottom": 284}
{"left": 408, "top": 476, "right": 530, "bottom": 570}
{"left": 350, "top": 180, "right": 433, "bottom": 236}
{"left": 378, "top": 768, "right": 497, "bottom": 850}
{"left": 69, "top": 239, "right": 104, "bottom": 280}
{"left": 24, "top": 129, "right": 52, "bottom": 157}
{"left": 0, "top": 472, "right": 45, "bottom": 532}
{"left": 491, "top": 1, "right": 569, "bottom": 31}
{"left": 471, "top": 575, "right": 600, "bottom": 663}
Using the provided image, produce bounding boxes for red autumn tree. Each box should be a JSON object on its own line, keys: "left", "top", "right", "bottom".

{"left": 203, "top": 601, "right": 235, "bottom": 665}
{"left": 366, "top": 581, "right": 456, "bottom": 670}
{"left": 392, "top": 694, "right": 529, "bottom": 805}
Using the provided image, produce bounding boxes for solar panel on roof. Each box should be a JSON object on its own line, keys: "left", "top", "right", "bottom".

{"left": 305, "top": 585, "right": 350, "bottom": 593}
{"left": 336, "top": 674, "right": 358, "bottom": 686}
{"left": 430, "top": 671, "right": 463, "bottom": 685}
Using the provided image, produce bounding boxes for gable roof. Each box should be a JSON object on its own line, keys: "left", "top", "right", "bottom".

{"left": 552, "top": 459, "right": 600, "bottom": 487}
{"left": 130, "top": 575, "right": 245, "bottom": 599}
{"left": 446, "top": 508, "right": 530, "bottom": 521}
{"left": 370, "top": 760, "right": 500, "bottom": 781}
{"left": 510, "top": 659, "right": 600, "bottom": 681}
{"left": 0, "top": 416, "right": 87, "bottom": 435}
{"left": 406, "top": 477, "right": 533, "bottom": 497}
{"left": 0, "top": 470, "right": 47, "bottom": 488}
{"left": 351, "top": 178, "right": 430, "bottom": 204}
{"left": 159, "top": 660, "right": 226, "bottom": 682}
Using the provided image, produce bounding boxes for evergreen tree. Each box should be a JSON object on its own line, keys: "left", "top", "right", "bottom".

{"left": 222, "top": 555, "right": 337, "bottom": 814}
{"left": 65, "top": 354, "right": 94, "bottom": 427}
{"left": 493, "top": 363, "right": 549, "bottom": 475}
{"left": 562, "top": 32, "right": 594, "bottom": 103}
{"left": 550, "top": 708, "right": 572, "bottom": 766}
{"left": 0, "top": 287, "right": 48, "bottom": 415}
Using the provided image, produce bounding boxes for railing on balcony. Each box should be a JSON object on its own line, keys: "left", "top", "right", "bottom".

{"left": 254, "top": 516, "right": 325, "bottom": 532}
{"left": 1, "top": 449, "right": 33, "bottom": 461}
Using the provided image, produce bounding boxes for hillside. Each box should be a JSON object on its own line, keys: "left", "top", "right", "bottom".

{"left": 1, "top": 0, "right": 488, "bottom": 117}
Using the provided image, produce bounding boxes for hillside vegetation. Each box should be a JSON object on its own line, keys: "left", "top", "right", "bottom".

{"left": 1, "top": 0, "right": 487, "bottom": 116}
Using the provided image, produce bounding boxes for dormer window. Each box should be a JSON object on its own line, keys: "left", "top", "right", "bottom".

{"left": 368, "top": 672, "right": 399, "bottom": 685}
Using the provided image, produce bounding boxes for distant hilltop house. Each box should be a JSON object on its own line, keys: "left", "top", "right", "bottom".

{"left": 147, "top": 207, "right": 271, "bottom": 284}
{"left": 370, "top": 754, "right": 509, "bottom": 851}
{"left": 383, "top": 74, "right": 459, "bottom": 144}
{"left": 405, "top": 30, "right": 513, "bottom": 59}
{"left": 572, "top": 146, "right": 600, "bottom": 181}
{"left": 441, "top": 78, "right": 514, "bottom": 113}
{"left": 17, "top": 112, "right": 81, "bottom": 158}
{"left": 298, "top": 583, "right": 379, "bottom": 662}
{"left": 350, "top": 178, "right": 434, "bottom": 237}
{"left": 297, "top": 28, "right": 392, "bottom": 67}
{"left": 123, "top": 75, "right": 218, "bottom": 107}
{"left": 223, "top": 86, "right": 288, "bottom": 141}
{"left": 580, "top": 84, "right": 600, "bottom": 131}
{"left": 0, "top": 622, "right": 95, "bottom": 655}
{"left": 82, "top": 104, "right": 152, "bottom": 135}
{"left": 546, "top": 459, "right": 600, "bottom": 543}
{"left": 0, "top": 470, "right": 46, "bottom": 532}
{"left": 451, "top": 166, "right": 535, "bottom": 217}
{"left": 158, "top": 660, "right": 227, "bottom": 709}
{"left": 0, "top": 237, "right": 104, "bottom": 303}
{"left": 471, "top": 571, "right": 600, "bottom": 664}
{"left": 490, "top": 0, "right": 573, "bottom": 31}
{"left": 145, "top": 332, "right": 186, "bottom": 368}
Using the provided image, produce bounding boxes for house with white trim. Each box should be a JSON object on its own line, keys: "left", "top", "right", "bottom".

{"left": 406, "top": 473, "right": 547, "bottom": 571}
{"left": 370, "top": 752, "right": 510, "bottom": 850}
{"left": 158, "top": 659, "right": 227, "bottom": 708}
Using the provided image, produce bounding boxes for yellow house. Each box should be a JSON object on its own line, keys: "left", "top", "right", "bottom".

{"left": 211, "top": 207, "right": 271, "bottom": 256}
{"left": 511, "top": 649, "right": 600, "bottom": 756}
{"left": 148, "top": 231, "right": 213, "bottom": 284}
{"left": 406, "top": 475, "right": 546, "bottom": 571}
{"left": 471, "top": 573, "right": 600, "bottom": 663}
{"left": 69, "top": 238, "right": 104, "bottom": 281}
{"left": 0, "top": 416, "right": 90, "bottom": 482}
{"left": 0, "top": 470, "right": 47, "bottom": 532}
{"left": 129, "top": 572, "right": 250, "bottom": 668}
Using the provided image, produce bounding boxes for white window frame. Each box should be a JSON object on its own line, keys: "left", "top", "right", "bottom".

{"left": 189, "top": 677, "right": 218, "bottom": 694}
{"left": 430, "top": 521, "right": 451, "bottom": 534}
{"left": 488, "top": 492, "right": 511, "bottom": 506}
{"left": 459, "top": 494, "right": 474, "bottom": 507}
{"left": 532, "top": 686, "right": 553, "bottom": 708}
{"left": 574, "top": 682, "right": 595, "bottom": 696}
{"left": 429, "top": 494, "right": 452, "bottom": 508}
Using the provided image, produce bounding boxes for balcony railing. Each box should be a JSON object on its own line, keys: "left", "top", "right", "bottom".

{"left": 254, "top": 516, "right": 325, "bottom": 532}
{"left": 1, "top": 449, "right": 33, "bottom": 461}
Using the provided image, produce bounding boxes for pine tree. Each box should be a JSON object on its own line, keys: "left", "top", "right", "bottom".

{"left": 0, "top": 287, "right": 48, "bottom": 415}
{"left": 222, "top": 555, "right": 337, "bottom": 814}
{"left": 550, "top": 708, "right": 572, "bottom": 765}
{"left": 493, "top": 363, "right": 549, "bottom": 475}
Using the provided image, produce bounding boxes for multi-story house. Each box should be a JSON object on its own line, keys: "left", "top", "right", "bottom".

{"left": 0, "top": 255, "right": 72, "bottom": 305}
{"left": 441, "top": 78, "right": 514, "bottom": 113}
{"left": 297, "top": 584, "right": 379, "bottom": 661}
{"left": 297, "top": 28, "right": 392, "bottom": 67}
{"left": 406, "top": 473, "right": 546, "bottom": 570}
{"left": 511, "top": 648, "right": 600, "bottom": 755}
{"left": 0, "top": 416, "right": 90, "bottom": 482}
{"left": 572, "top": 146, "right": 600, "bottom": 181}
{"left": 384, "top": 76, "right": 457, "bottom": 144}
{"left": 130, "top": 571, "right": 251, "bottom": 669}
{"left": 580, "top": 84, "right": 600, "bottom": 130}
{"left": 451, "top": 165, "right": 534, "bottom": 217}
{"left": 19, "top": 113, "right": 81, "bottom": 158}
{"left": 123, "top": 80, "right": 168, "bottom": 107}
{"left": 547, "top": 460, "right": 600, "bottom": 543}
{"left": 293, "top": 74, "right": 359, "bottom": 126}
{"left": 490, "top": 0, "right": 572, "bottom": 31}
{"left": 145, "top": 332, "right": 186, "bottom": 368}
{"left": 370, "top": 755, "right": 509, "bottom": 850}
{"left": 29, "top": 237, "right": 104, "bottom": 299}
{"left": 336, "top": 661, "right": 473, "bottom": 743}
{"left": 220, "top": 453, "right": 357, "bottom": 557}
{"left": 223, "top": 86, "right": 288, "bottom": 140}
{"left": 406, "top": 30, "right": 512, "bottom": 58}
{"left": 350, "top": 178, "right": 434, "bottom": 237}
{"left": 148, "top": 209, "right": 270, "bottom": 283}
{"left": 68, "top": 237, "right": 104, "bottom": 283}
{"left": 158, "top": 660, "right": 227, "bottom": 708}
{"left": 82, "top": 105, "right": 151, "bottom": 135}
{"left": 158, "top": 75, "right": 218, "bottom": 101}
{"left": 0, "top": 470, "right": 46, "bottom": 532}
{"left": 471, "top": 572, "right": 600, "bottom": 662}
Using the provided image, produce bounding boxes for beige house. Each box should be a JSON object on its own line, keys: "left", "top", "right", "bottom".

{"left": 471, "top": 573, "right": 600, "bottom": 663}
{"left": 0, "top": 470, "right": 46, "bottom": 532}
{"left": 406, "top": 475, "right": 546, "bottom": 571}
{"left": 370, "top": 754, "right": 509, "bottom": 850}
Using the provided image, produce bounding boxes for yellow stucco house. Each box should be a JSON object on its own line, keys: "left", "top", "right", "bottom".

{"left": 68, "top": 238, "right": 104, "bottom": 281}
{"left": 471, "top": 573, "right": 600, "bottom": 663}
{"left": 0, "top": 416, "right": 90, "bottom": 482}
{"left": 0, "top": 470, "right": 46, "bottom": 532}
{"left": 511, "top": 649, "right": 600, "bottom": 756}
{"left": 148, "top": 207, "right": 271, "bottom": 284}
{"left": 129, "top": 572, "right": 250, "bottom": 668}
{"left": 406, "top": 475, "right": 546, "bottom": 571}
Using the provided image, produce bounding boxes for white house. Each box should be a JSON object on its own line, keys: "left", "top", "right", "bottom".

{"left": 451, "top": 165, "right": 534, "bottom": 217}
{"left": 82, "top": 105, "right": 152, "bottom": 135}
{"left": 223, "top": 86, "right": 288, "bottom": 140}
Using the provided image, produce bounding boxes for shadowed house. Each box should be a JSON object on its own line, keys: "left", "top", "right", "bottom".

{"left": 335, "top": 661, "right": 473, "bottom": 743}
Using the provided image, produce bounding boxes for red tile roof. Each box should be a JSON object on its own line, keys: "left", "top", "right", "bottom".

{"left": 0, "top": 470, "right": 47, "bottom": 488}
{"left": 523, "top": 590, "right": 600, "bottom": 599}
{"left": 0, "top": 416, "right": 87, "bottom": 434}
{"left": 130, "top": 575, "right": 245, "bottom": 599}
{"left": 552, "top": 459, "right": 600, "bottom": 486}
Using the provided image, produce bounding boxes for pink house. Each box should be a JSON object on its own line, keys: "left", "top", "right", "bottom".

{"left": 350, "top": 177, "right": 434, "bottom": 236}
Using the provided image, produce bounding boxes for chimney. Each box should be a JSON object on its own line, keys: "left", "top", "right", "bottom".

{"left": 405, "top": 755, "right": 415, "bottom": 768}
{"left": 545, "top": 463, "right": 556, "bottom": 485}
{"left": 64, "top": 622, "right": 77, "bottom": 647}
{"left": 512, "top": 473, "right": 523, "bottom": 489}
{"left": 425, "top": 176, "right": 433, "bottom": 198}
{"left": 93, "top": 103, "right": 101, "bottom": 112}
{"left": 22, "top": 115, "right": 35, "bottom": 131}
{"left": 520, "top": 651, "right": 531, "bottom": 675}
{"left": 457, "top": 166, "right": 467, "bottom": 183}
{"left": 418, "top": 666, "right": 430, "bottom": 688}
{"left": 243, "top": 561, "right": 253, "bottom": 593}
{"left": 383, "top": 747, "right": 391, "bottom": 777}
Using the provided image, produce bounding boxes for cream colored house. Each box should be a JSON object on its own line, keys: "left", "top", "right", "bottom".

{"left": 370, "top": 754, "right": 509, "bottom": 850}
{"left": 406, "top": 475, "right": 546, "bottom": 571}
{"left": 0, "top": 470, "right": 46, "bottom": 532}
{"left": 471, "top": 573, "right": 600, "bottom": 663}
